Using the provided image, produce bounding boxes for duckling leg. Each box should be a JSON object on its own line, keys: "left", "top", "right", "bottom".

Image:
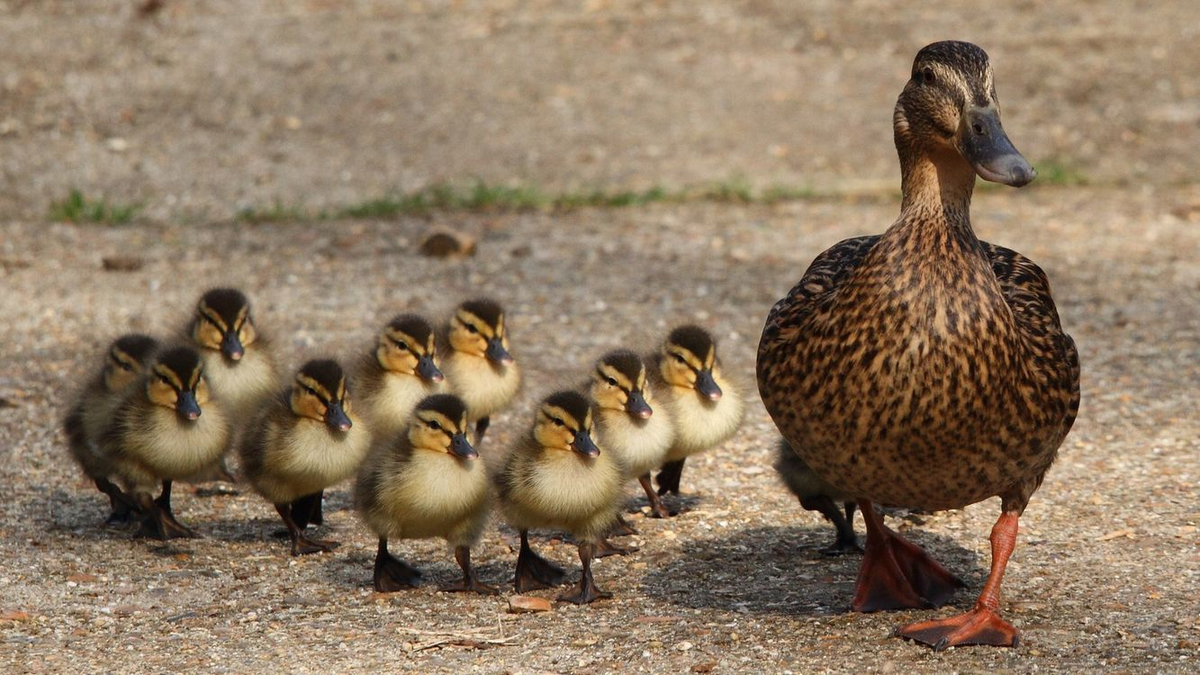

{"left": 274, "top": 504, "right": 338, "bottom": 556}
{"left": 558, "top": 543, "right": 612, "bottom": 605}
{"left": 136, "top": 487, "right": 196, "bottom": 540}
{"left": 898, "top": 512, "right": 1021, "bottom": 650}
{"left": 373, "top": 538, "right": 422, "bottom": 592}
{"left": 638, "top": 475, "right": 674, "bottom": 519}
{"left": 440, "top": 546, "right": 498, "bottom": 595}
{"left": 799, "top": 495, "right": 862, "bottom": 556}
{"left": 851, "top": 500, "right": 964, "bottom": 612}
{"left": 96, "top": 478, "right": 137, "bottom": 527}
{"left": 475, "top": 417, "right": 491, "bottom": 443}
{"left": 593, "top": 535, "right": 638, "bottom": 558}
{"left": 655, "top": 459, "right": 686, "bottom": 496}
{"left": 514, "top": 530, "right": 565, "bottom": 591}
{"left": 290, "top": 491, "right": 324, "bottom": 530}
{"left": 611, "top": 513, "right": 639, "bottom": 536}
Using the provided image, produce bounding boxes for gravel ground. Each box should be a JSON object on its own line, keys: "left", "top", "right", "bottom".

{"left": 1, "top": 2, "right": 1198, "bottom": 673}
{"left": 1, "top": 186, "right": 1197, "bottom": 673}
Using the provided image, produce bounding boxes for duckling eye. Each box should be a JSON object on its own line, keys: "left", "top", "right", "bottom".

{"left": 604, "top": 376, "right": 618, "bottom": 387}
{"left": 427, "top": 420, "right": 441, "bottom": 431}
{"left": 464, "top": 323, "right": 479, "bottom": 335}
{"left": 673, "top": 353, "right": 686, "bottom": 364}
{"left": 393, "top": 339, "right": 409, "bottom": 351}
{"left": 303, "top": 385, "right": 319, "bottom": 397}
{"left": 158, "top": 374, "right": 171, "bottom": 385}
{"left": 552, "top": 417, "right": 565, "bottom": 427}
{"left": 921, "top": 66, "right": 935, "bottom": 84}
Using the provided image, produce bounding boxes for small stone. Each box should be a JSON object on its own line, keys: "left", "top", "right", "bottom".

{"left": 676, "top": 641, "right": 694, "bottom": 651}
{"left": 507, "top": 595, "right": 552, "bottom": 613}
{"left": 0, "top": 611, "right": 30, "bottom": 622}
{"left": 419, "top": 229, "right": 477, "bottom": 259}
{"left": 102, "top": 256, "right": 144, "bottom": 272}
{"left": 691, "top": 662, "right": 717, "bottom": 673}
{"left": 67, "top": 573, "right": 97, "bottom": 583}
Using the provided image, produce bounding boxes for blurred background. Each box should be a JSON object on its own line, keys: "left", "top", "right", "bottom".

{"left": 0, "top": 0, "right": 1196, "bottom": 221}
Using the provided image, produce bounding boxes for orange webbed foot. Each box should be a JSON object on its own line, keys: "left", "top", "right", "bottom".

{"left": 898, "top": 604, "right": 1019, "bottom": 650}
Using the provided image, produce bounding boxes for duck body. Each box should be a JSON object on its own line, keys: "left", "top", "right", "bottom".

{"left": 442, "top": 298, "right": 521, "bottom": 441}
{"left": 357, "top": 314, "right": 447, "bottom": 442}
{"left": 756, "top": 41, "right": 1080, "bottom": 650}
{"left": 442, "top": 353, "right": 520, "bottom": 423}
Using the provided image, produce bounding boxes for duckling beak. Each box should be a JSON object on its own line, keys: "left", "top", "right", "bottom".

{"left": 695, "top": 370, "right": 723, "bottom": 401}
{"left": 221, "top": 331, "right": 245, "bottom": 361}
{"left": 485, "top": 338, "right": 514, "bottom": 366}
{"left": 571, "top": 431, "right": 600, "bottom": 458}
{"left": 959, "top": 106, "right": 1036, "bottom": 187}
{"left": 176, "top": 390, "right": 201, "bottom": 421}
{"left": 625, "top": 391, "right": 653, "bottom": 419}
{"left": 416, "top": 355, "right": 444, "bottom": 383}
{"left": 449, "top": 433, "right": 477, "bottom": 459}
{"left": 324, "top": 402, "right": 352, "bottom": 432}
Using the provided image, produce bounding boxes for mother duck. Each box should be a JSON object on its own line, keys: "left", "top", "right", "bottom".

{"left": 757, "top": 41, "right": 1079, "bottom": 650}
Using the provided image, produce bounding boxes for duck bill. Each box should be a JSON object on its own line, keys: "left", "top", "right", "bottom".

{"left": 221, "top": 331, "right": 245, "bottom": 361}
{"left": 176, "top": 390, "right": 201, "bottom": 421}
{"left": 449, "top": 433, "right": 477, "bottom": 460}
{"left": 695, "top": 370, "right": 723, "bottom": 401}
{"left": 625, "top": 391, "right": 653, "bottom": 419}
{"left": 416, "top": 355, "right": 444, "bottom": 383}
{"left": 485, "top": 338, "right": 514, "bottom": 366}
{"left": 571, "top": 431, "right": 600, "bottom": 458}
{"left": 959, "top": 107, "right": 1036, "bottom": 187}
{"left": 324, "top": 402, "right": 352, "bottom": 432}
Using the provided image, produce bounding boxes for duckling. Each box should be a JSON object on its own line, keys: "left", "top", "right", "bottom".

{"left": 356, "top": 314, "right": 446, "bottom": 442}
{"left": 63, "top": 333, "right": 159, "bottom": 525}
{"left": 101, "top": 345, "right": 231, "bottom": 539}
{"left": 239, "top": 359, "right": 370, "bottom": 556}
{"left": 441, "top": 298, "right": 520, "bottom": 442}
{"left": 587, "top": 349, "right": 674, "bottom": 521}
{"left": 774, "top": 439, "right": 860, "bottom": 555}
{"left": 650, "top": 325, "right": 745, "bottom": 502}
{"left": 757, "top": 42, "right": 1079, "bottom": 649}
{"left": 497, "top": 391, "right": 623, "bottom": 604}
{"left": 184, "top": 287, "right": 278, "bottom": 481}
{"left": 355, "top": 394, "right": 495, "bottom": 594}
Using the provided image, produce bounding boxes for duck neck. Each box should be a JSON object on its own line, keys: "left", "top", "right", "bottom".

{"left": 898, "top": 145, "right": 977, "bottom": 235}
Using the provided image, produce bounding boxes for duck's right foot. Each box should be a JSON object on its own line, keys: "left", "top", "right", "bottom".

{"left": 852, "top": 500, "right": 964, "bottom": 612}
{"left": 514, "top": 548, "right": 566, "bottom": 592}
{"left": 373, "top": 553, "right": 422, "bottom": 592}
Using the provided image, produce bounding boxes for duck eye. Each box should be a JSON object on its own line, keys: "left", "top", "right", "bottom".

{"left": 552, "top": 417, "right": 565, "bottom": 427}
{"left": 921, "top": 66, "right": 935, "bottom": 84}
{"left": 427, "top": 420, "right": 441, "bottom": 430}
{"left": 605, "top": 377, "right": 618, "bottom": 387}
{"left": 394, "top": 340, "right": 409, "bottom": 351}
{"left": 673, "top": 353, "right": 686, "bottom": 364}
{"left": 464, "top": 323, "right": 479, "bottom": 335}
{"left": 158, "top": 374, "right": 171, "bottom": 385}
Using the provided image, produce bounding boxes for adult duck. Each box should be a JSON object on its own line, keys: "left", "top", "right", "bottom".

{"left": 757, "top": 41, "right": 1080, "bottom": 650}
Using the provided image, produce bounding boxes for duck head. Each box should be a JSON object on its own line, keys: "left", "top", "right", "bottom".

{"left": 146, "top": 346, "right": 210, "bottom": 422}
{"left": 894, "top": 41, "right": 1035, "bottom": 188}
{"left": 290, "top": 359, "right": 353, "bottom": 432}
{"left": 409, "top": 394, "right": 476, "bottom": 459}
{"left": 376, "top": 314, "right": 443, "bottom": 384}
{"left": 534, "top": 391, "right": 600, "bottom": 458}
{"left": 448, "top": 298, "right": 514, "bottom": 367}
{"left": 191, "top": 288, "right": 259, "bottom": 363}
{"left": 590, "top": 349, "right": 653, "bottom": 420}
{"left": 102, "top": 333, "right": 159, "bottom": 392}
{"left": 659, "top": 325, "right": 723, "bottom": 403}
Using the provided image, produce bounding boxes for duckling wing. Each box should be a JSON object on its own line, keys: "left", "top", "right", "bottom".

{"left": 982, "top": 242, "right": 1081, "bottom": 446}
{"left": 758, "top": 235, "right": 881, "bottom": 367}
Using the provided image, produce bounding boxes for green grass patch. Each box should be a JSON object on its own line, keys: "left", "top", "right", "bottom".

{"left": 48, "top": 190, "right": 141, "bottom": 224}
{"left": 1033, "top": 159, "right": 1088, "bottom": 186}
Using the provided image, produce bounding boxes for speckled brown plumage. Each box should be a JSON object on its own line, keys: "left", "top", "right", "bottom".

{"left": 756, "top": 41, "right": 1081, "bottom": 650}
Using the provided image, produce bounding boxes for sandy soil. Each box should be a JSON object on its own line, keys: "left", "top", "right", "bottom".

{"left": 0, "top": 2, "right": 1198, "bottom": 674}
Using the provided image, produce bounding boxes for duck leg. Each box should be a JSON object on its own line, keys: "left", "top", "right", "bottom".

{"left": 290, "top": 490, "right": 324, "bottom": 530}
{"left": 638, "top": 474, "right": 673, "bottom": 518}
{"left": 475, "top": 416, "right": 491, "bottom": 444}
{"left": 514, "top": 529, "right": 565, "bottom": 591}
{"left": 852, "top": 500, "right": 964, "bottom": 612}
{"left": 96, "top": 477, "right": 138, "bottom": 527}
{"left": 274, "top": 504, "right": 338, "bottom": 556}
{"left": 136, "top": 487, "right": 196, "bottom": 540}
{"left": 373, "top": 538, "right": 422, "bottom": 592}
{"left": 610, "top": 513, "right": 639, "bottom": 536}
{"left": 440, "top": 546, "right": 498, "bottom": 595}
{"left": 558, "top": 543, "right": 612, "bottom": 604}
{"left": 898, "top": 512, "right": 1021, "bottom": 650}
{"left": 800, "top": 495, "right": 862, "bottom": 556}
{"left": 593, "top": 535, "right": 638, "bottom": 558}
{"left": 655, "top": 459, "right": 686, "bottom": 496}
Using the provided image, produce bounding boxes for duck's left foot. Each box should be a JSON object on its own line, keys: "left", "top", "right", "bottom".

{"left": 610, "top": 514, "right": 639, "bottom": 536}
{"left": 291, "top": 535, "right": 339, "bottom": 556}
{"left": 820, "top": 536, "right": 864, "bottom": 557}
{"left": 440, "top": 546, "right": 498, "bottom": 595}
{"left": 593, "top": 536, "right": 638, "bottom": 558}
{"left": 898, "top": 605, "right": 1019, "bottom": 650}
{"left": 852, "top": 500, "right": 964, "bottom": 612}
{"left": 557, "top": 543, "right": 612, "bottom": 604}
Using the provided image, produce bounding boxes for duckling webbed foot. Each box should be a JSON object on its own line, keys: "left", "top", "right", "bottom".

{"left": 638, "top": 475, "right": 674, "bottom": 518}
{"left": 373, "top": 538, "right": 422, "bottom": 591}
{"left": 800, "top": 496, "right": 862, "bottom": 556}
{"left": 610, "top": 513, "right": 639, "bottom": 536}
{"left": 593, "top": 536, "right": 638, "bottom": 558}
{"left": 898, "top": 512, "right": 1021, "bottom": 650}
{"left": 96, "top": 478, "right": 138, "bottom": 527}
{"left": 440, "top": 546, "right": 498, "bottom": 595}
{"left": 275, "top": 504, "right": 338, "bottom": 556}
{"left": 136, "top": 491, "right": 197, "bottom": 540}
{"left": 655, "top": 459, "right": 686, "bottom": 496}
{"left": 514, "top": 530, "right": 565, "bottom": 591}
{"left": 558, "top": 543, "right": 611, "bottom": 605}
{"left": 852, "top": 500, "right": 963, "bottom": 612}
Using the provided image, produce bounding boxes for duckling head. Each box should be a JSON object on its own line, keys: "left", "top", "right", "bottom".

{"left": 377, "top": 314, "right": 443, "bottom": 383}
{"left": 291, "top": 359, "right": 353, "bottom": 432}
{"left": 894, "top": 40, "right": 1034, "bottom": 187}
{"left": 102, "top": 333, "right": 159, "bottom": 392}
{"left": 590, "top": 350, "right": 652, "bottom": 419}
{"left": 408, "top": 394, "right": 476, "bottom": 459}
{"left": 659, "top": 325, "right": 723, "bottom": 402}
{"left": 448, "top": 298, "right": 514, "bottom": 367}
{"left": 534, "top": 391, "right": 600, "bottom": 458}
{"left": 146, "top": 346, "right": 210, "bottom": 421}
{"left": 191, "top": 288, "right": 259, "bottom": 363}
